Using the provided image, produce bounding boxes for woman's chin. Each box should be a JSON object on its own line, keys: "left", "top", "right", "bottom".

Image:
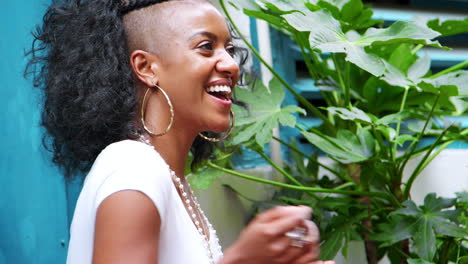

{"left": 204, "top": 119, "right": 231, "bottom": 134}
{"left": 209, "top": 124, "right": 230, "bottom": 134}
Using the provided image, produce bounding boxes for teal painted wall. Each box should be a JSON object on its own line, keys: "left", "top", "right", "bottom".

{"left": 0, "top": 1, "right": 70, "bottom": 263}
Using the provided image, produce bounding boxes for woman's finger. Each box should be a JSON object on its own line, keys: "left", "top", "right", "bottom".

{"left": 260, "top": 215, "right": 307, "bottom": 238}
{"left": 288, "top": 241, "right": 320, "bottom": 264}
{"left": 255, "top": 205, "right": 312, "bottom": 223}
{"left": 265, "top": 235, "right": 295, "bottom": 259}
{"left": 303, "top": 220, "right": 320, "bottom": 244}
{"left": 269, "top": 235, "right": 307, "bottom": 262}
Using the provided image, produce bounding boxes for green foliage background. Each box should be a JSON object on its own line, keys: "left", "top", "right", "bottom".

{"left": 191, "top": 0, "right": 468, "bottom": 263}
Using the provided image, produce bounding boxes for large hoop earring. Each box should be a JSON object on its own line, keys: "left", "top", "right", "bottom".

{"left": 198, "top": 109, "right": 235, "bottom": 142}
{"left": 140, "top": 84, "right": 174, "bottom": 137}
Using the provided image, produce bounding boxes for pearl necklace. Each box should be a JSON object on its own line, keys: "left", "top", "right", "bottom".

{"left": 138, "top": 135, "right": 222, "bottom": 263}
{"left": 172, "top": 171, "right": 216, "bottom": 262}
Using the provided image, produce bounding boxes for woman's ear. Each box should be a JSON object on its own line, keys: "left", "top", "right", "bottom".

{"left": 129, "top": 50, "right": 160, "bottom": 86}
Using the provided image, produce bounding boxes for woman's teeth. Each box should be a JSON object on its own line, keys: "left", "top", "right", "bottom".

{"left": 206, "top": 85, "right": 231, "bottom": 93}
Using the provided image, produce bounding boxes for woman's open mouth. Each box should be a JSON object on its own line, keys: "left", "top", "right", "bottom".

{"left": 206, "top": 85, "right": 232, "bottom": 102}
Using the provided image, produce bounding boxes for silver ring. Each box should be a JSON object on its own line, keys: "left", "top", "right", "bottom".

{"left": 285, "top": 227, "right": 307, "bottom": 248}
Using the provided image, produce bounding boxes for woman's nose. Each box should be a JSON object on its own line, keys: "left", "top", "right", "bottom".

{"left": 216, "top": 51, "right": 239, "bottom": 78}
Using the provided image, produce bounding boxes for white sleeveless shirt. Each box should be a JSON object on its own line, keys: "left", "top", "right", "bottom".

{"left": 66, "top": 140, "right": 222, "bottom": 264}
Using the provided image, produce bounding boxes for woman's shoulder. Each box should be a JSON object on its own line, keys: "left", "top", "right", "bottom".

{"left": 85, "top": 139, "right": 171, "bottom": 189}
{"left": 95, "top": 139, "right": 167, "bottom": 170}
{"left": 83, "top": 140, "right": 173, "bottom": 210}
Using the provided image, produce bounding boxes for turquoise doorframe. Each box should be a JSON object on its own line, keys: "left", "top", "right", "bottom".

{"left": 0, "top": 1, "right": 72, "bottom": 263}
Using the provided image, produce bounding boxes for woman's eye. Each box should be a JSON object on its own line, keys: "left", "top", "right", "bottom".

{"left": 226, "top": 46, "right": 236, "bottom": 57}
{"left": 198, "top": 42, "right": 213, "bottom": 51}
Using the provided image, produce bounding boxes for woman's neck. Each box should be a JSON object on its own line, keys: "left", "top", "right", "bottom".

{"left": 146, "top": 127, "right": 196, "bottom": 179}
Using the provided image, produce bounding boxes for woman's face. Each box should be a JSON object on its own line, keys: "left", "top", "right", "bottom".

{"left": 151, "top": 2, "right": 240, "bottom": 134}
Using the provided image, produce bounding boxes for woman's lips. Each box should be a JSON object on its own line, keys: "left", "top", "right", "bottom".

{"left": 207, "top": 92, "right": 232, "bottom": 106}
{"left": 205, "top": 84, "right": 232, "bottom": 107}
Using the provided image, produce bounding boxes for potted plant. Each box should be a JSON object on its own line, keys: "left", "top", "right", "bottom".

{"left": 191, "top": 0, "right": 468, "bottom": 263}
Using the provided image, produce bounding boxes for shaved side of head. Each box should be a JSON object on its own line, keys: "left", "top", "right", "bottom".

{"left": 122, "top": 0, "right": 211, "bottom": 60}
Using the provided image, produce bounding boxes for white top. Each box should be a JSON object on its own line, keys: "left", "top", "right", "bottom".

{"left": 66, "top": 140, "right": 223, "bottom": 264}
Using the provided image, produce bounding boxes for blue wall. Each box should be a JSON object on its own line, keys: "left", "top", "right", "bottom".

{"left": 0, "top": 1, "right": 70, "bottom": 263}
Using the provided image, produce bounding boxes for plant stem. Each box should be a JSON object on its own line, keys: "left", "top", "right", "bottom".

{"left": 371, "top": 126, "right": 390, "bottom": 159}
{"left": 219, "top": 0, "right": 335, "bottom": 132}
{"left": 439, "top": 238, "right": 453, "bottom": 264}
{"left": 396, "top": 128, "right": 468, "bottom": 162}
{"left": 334, "top": 182, "right": 355, "bottom": 190}
{"left": 416, "top": 140, "right": 453, "bottom": 175}
{"left": 295, "top": 35, "right": 337, "bottom": 105}
{"left": 400, "top": 239, "right": 410, "bottom": 264}
{"left": 272, "top": 136, "right": 344, "bottom": 179}
{"left": 207, "top": 162, "right": 390, "bottom": 199}
{"left": 402, "top": 126, "right": 449, "bottom": 200}
{"left": 344, "top": 61, "right": 351, "bottom": 107}
{"left": 332, "top": 54, "right": 347, "bottom": 107}
{"left": 429, "top": 60, "right": 468, "bottom": 79}
{"left": 257, "top": 149, "right": 324, "bottom": 199}
{"left": 295, "top": 33, "right": 320, "bottom": 81}
{"left": 255, "top": 150, "right": 302, "bottom": 186}
{"left": 392, "top": 87, "right": 409, "bottom": 158}
{"left": 398, "top": 93, "right": 441, "bottom": 179}
{"left": 456, "top": 242, "right": 461, "bottom": 264}
{"left": 411, "top": 44, "right": 423, "bottom": 54}
{"left": 363, "top": 197, "right": 378, "bottom": 264}
{"left": 396, "top": 139, "right": 450, "bottom": 161}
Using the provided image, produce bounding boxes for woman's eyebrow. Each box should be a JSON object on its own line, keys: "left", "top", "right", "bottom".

{"left": 188, "top": 31, "right": 233, "bottom": 43}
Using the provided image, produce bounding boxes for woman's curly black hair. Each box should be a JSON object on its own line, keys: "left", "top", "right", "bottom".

{"left": 26, "top": 0, "right": 250, "bottom": 180}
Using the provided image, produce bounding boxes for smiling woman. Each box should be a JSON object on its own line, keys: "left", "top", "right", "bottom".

{"left": 26, "top": 0, "right": 335, "bottom": 263}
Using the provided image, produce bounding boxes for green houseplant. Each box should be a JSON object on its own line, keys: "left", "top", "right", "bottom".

{"left": 190, "top": 0, "right": 468, "bottom": 263}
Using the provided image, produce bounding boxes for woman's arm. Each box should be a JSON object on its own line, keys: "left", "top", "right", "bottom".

{"left": 93, "top": 190, "right": 161, "bottom": 264}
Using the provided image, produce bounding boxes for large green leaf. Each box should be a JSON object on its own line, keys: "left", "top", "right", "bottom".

{"left": 187, "top": 149, "right": 234, "bottom": 189}
{"left": 381, "top": 54, "right": 431, "bottom": 88}
{"left": 256, "top": 0, "right": 309, "bottom": 14}
{"left": 188, "top": 166, "right": 223, "bottom": 190}
{"left": 356, "top": 20, "right": 441, "bottom": 47}
{"left": 376, "top": 111, "right": 411, "bottom": 125}
{"left": 227, "top": 0, "right": 260, "bottom": 11}
{"left": 321, "top": 0, "right": 350, "bottom": 10}
{"left": 427, "top": 18, "right": 468, "bottom": 37}
{"left": 388, "top": 43, "right": 418, "bottom": 73}
{"left": 232, "top": 78, "right": 305, "bottom": 146}
{"left": 283, "top": 9, "right": 386, "bottom": 76}
{"left": 302, "top": 127, "right": 375, "bottom": 163}
{"left": 413, "top": 217, "right": 436, "bottom": 260}
{"left": 393, "top": 194, "right": 468, "bottom": 260}
{"left": 340, "top": 0, "right": 362, "bottom": 22}
{"left": 283, "top": 9, "right": 443, "bottom": 76}
{"left": 381, "top": 62, "right": 413, "bottom": 88}
{"left": 408, "top": 54, "right": 431, "bottom": 82}
{"left": 371, "top": 216, "right": 415, "bottom": 247}
{"left": 419, "top": 70, "right": 468, "bottom": 96}
{"left": 320, "top": 230, "right": 345, "bottom": 260}
{"left": 327, "top": 106, "right": 372, "bottom": 124}
{"left": 450, "top": 96, "right": 468, "bottom": 116}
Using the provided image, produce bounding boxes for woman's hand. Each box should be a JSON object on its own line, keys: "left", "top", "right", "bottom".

{"left": 289, "top": 220, "right": 335, "bottom": 264}
{"left": 220, "top": 205, "right": 334, "bottom": 264}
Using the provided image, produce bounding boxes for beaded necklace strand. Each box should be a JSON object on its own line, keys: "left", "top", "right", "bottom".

{"left": 138, "top": 135, "right": 221, "bottom": 263}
